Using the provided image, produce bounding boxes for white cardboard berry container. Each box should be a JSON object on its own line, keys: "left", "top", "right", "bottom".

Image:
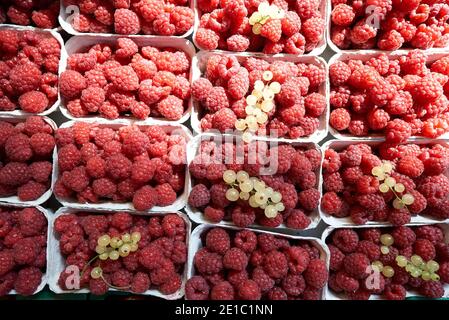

{"left": 47, "top": 208, "right": 192, "bottom": 300}
{"left": 0, "top": 24, "right": 65, "bottom": 117}
{"left": 186, "top": 223, "right": 330, "bottom": 300}
{"left": 190, "top": 51, "right": 329, "bottom": 144}
{"left": 326, "top": 1, "right": 449, "bottom": 54}
{"left": 328, "top": 50, "right": 449, "bottom": 141}
{"left": 58, "top": 1, "right": 195, "bottom": 38}
{"left": 185, "top": 133, "right": 323, "bottom": 234}
{"left": 192, "top": 0, "right": 328, "bottom": 56}
{"left": 51, "top": 119, "right": 192, "bottom": 213}
{"left": 60, "top": 36, "right": 195, "bottom": 125}
{"left": 319, "top": 139, "right": 449, "bottom": 227}
{"left": 0, "top": 115, "right": 57, "bottom": 207}
{"left": 322, "top": 224, "right": 449, "bottom": 300}
{"left": 4, "top": 204, "right": 51, "bottom": 296}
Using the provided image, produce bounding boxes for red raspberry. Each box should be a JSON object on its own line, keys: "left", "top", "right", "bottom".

{"left": 211, "top": 108, "right": 236, "bottom": 132}
{"left": 194, "top": 248, "right": 223, "bottom": 275}
{"left": 188, "top": 184, "right": 210, "bottom": 208}
{"left": 107, "top": 66, "right": 139, "bottom": 92}
{"left": 226, "top": 35, "right": 250, "bottom": 52}
{"left": 263, "top": 250, "right": 288, "bottom": 279}
{"left": 438, "top": 262, "right": 449, "bottom": 283}
{"left": 5, "top": 133, "right": 33, "bottom": 162}
{"left": 195, "top": 28, "right": 219, "bottom": 50}
{"left": 18, "top": 208, "right": 46, "bottom": 237}
{"left": 267, "top": 287, "right": 287, "bottom": 300}
{"left": 18, "top": 91, "right": 48, "bottom": 113}
{"left": 170, "top": 6, "right": 194, "bottom": 34}
{"left": 138, "top": 243, "right": 164, "bottom": 270}
{"left": 395, "top": 155, "right": 423, "bottom": 178}
{"left": 249, "top": 267, "right": 273, "bottom": 293}
{"left": 324, "top": 172, "right": 344, "bottom": 193}
{"left": 86, "top": 156, "right": 106, "bottom": 179}
{"left": 332, "top": 229, "right": 359, "bottom": 254}
{"left": 157, "top": 95, "right": 184, "bottom": 120}
{"left": 59, "top": 70, "right": 87, "bottom": 100}
{"left": 130, "top": 272, "right": 150, "bottom": 294}
{"left": 233, "top": 230, "right": 257, "bottom": 254}
{"left": 223, "top": 248, "right": 248, "bottom": 271}
{"left": 419, "top": 281, "right": 444, "bottom": 298}
{"left": 208, "top": 281, "right": 233, "bottom": 300}
{"left": 14, "top": 267, "right": 42, "bottom": 296}
{"left": 122, "top": 130, "right": 149, "bottom": 158}
{"left": 330, "top": 108, "right": 351, "bottom": 131}
{"left": 192, "top": 78, "right": 212, "bottom": 102}
{"left": 304, "top": 93, "right": 326, "bottom": 117}
{"left": 13, "top": 238, "right": 39, "bottom": 265}
{"left": 321, "top": 192, "right": 346, "bottom": 217}
{"left": 18, "top": 181, "right": 47, "bottom": 201}
{"left": 228, "top": 67, "right": 249, "bottom": 100}
{"left": 384, "top": 284, "right": 406, "bottom": 300}
{"left": 328, "top": 244, "right": 344, "bottom": 271}
{"left": 390, "top": 226, "right": 416, "bottom": 249}
{"left": 302, "top": 17, "right": 325, "bottom": 43}
{"left": 414, "top": 226, "right": 444, "bottom": 245}
{"left": 286, "top": 209, "right": 311, "bottom": 230}
{"left": 203, "top": 206, "right": 223, "bottom": 223}
{"left": 343, "top": 253, "right": 369, "bottom": 279}
{"left": 281, "top": 11, "right": 301, "bottom": 37}
{"left": 114, "top": 9, "right": 140, "bottom": 34}
{"left": 335, "top": 271, "right": 359, "bottom": 292}
{"left": 154, "top": 183, "right": 177, "bottom": 207}
{"left": 388, "top": 208, "right": 411, "bottom": 226}
{"left": 104, "top": 154, "right": 131, "bottom": 180}
{"left": 260, "top": 18, "right": 282, "bottom": 42}
{"left": 304, "top": 259, "right": 328, "bottom": 289}
{"left": 285, "top": 246, "right": 310, "bottom": 274}
{"left": 238, "top": 279, "right": 261, "bottom": 300}
{"left": 206, "top": 228, "right": 230, "bottom": 255}
{"left": 231, "top": 206, "right": 255, "bottom": 228}
{"left": 414, "top": 239, "right": 436, "bottom": 261}
{"left": 204, "top": 86, "right": 229, "bottom": 113}
{"left": 9, "top": 62, "right": 41, "bottom": 95}
{"left": 0, "top": 162, "right": 30, "bottom": 187}
{"left": 323, "top": 149, "right": 341, "bottom": 173}
{"left": 133, "top": 185, "right": 158, "bottom": 211}
{"left": 331, "top": 4, "right": 355, "bottom": 26}
{"left": 28, "top": 161, "right": 52, "bottom": 183}
{"left": 412, "top": 75, "right": 443, "bottom": 103}
{"left": 29, "top": 132, "right": 55, "bottom": 157}
{"left": 185, "top": 276, "right": 210, "bottom": 300}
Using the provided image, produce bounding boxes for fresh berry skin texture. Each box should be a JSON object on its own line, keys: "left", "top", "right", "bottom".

{"left": 206, "top": 228, "right": 230, "bottom": 255}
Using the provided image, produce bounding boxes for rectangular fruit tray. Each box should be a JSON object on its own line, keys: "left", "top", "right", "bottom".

{"left": 319, "top": 139, "right": 449, "bottom": 227}
{"left": 0, "top": 24, "right": 65, "bottom": 117}
{"left": 51, "top": 119, "right": 192, "bottom": 213}
{"left": 190, "top": 51, "right": 329, "bottom": 144}
{"left": 185, "top": 133, "right": 323, "bottom": 234}
{"left": 322, "top": 223, "right": 449, "bottom": 300}
{"left": 5, "top": 204, "right": 51, "bottom": 296}
{"left": 0, "top": 115, "right": 57, "bottom": 207}
{"left": 58, "top": 1, "right": 195, "bottom": 38}
{"left": 327, "top": 49, "right": 449, "bottom": 141}
{"left": 47, "top": 208, "right": 192, "bottom": 300}
{"left": 186, "top": 223, "right": 330, "bottom": 300}
{"left": 60, "top": 35, "right": 196, "bottom": 125}
{"left": 192, "top": 0, "right": 328, "bottom": 57}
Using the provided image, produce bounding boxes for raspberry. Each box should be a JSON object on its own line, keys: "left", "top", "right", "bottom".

{"left": 17, "top": 90, "right": 49, "bottom": 113}
{"left": 331, "top": 4, "right": 355, "bottom": 26}
{"left": 414, "top": 239, "right": 436, "bottom": 261}
{"left": 226, "top": 35, "right": 249, "bottom": 52}
{"left": 302, "top": 17, "right": 325, "bottom": 43}
{"left": 0, "top": 162, "right": 30, "bottom": 187}
{"left": 0, "top": 251, "right": 15, "bottom": 277}
{"left": 286, "top": 209, "right": 311, "bottom": 230}
{"left": 332, "top": 229, "right": 359, "bottom": 254}
{"left": 384, "top": 284, "right": 406, "bottom": 300}
{"left": 414, "top": 226, "right": 444, "bottom": 245}
{"left": 206, "top": 228, "right": 230, "bottom": 255}
{"left": 334, "top": 271, "right": 359, "bottom": 292}
{"left": 86, "top": 156, "right": 106, "bottom": 179}
{"left": 156, "top": 95, "right": 184, "bottom": 120}
{"left": 13, "top": 238, "right": 38, "bottom": 265}
{"left": 129, "top": 272, "right": 150, "bottom": 294}
{"left": 342, "top": 253, "right": 369, "bottom": 280}
{"left": 170, "top": 7, "right": 194, "bottom": 34}
{"left": 212, "top": 108, "right": 237, "bottom": 132}
{"left": 227, "top": 67, "right": 249, "bottom": 100}
{"left": 285, "top": 246, "right": 310, "bottom": 274}
{"left": 321, "top": 192, "right": 346, "bottom": 217}
{"left": 192, "top": 78, "right": 212, "bottom": 102}
{"left": 133, "top": 185, "right": 158, "bottom": 211}
{"left": 328, "top": 244, "right": 344, "bottom": 271}
{"left": 194, "top": 248, "right": 223, "bottom": 275}
{"left": 263, "top": 250, "right": 288, "bottom": 279}
{"left": 259, "top": 18, "right": 282, "bottom": 43}
{"left": 185, "top": 276, "right": 210, "bottom": 300}
{"left": 303, "top": 259, "right": 328, "bottom": 289}
{"left": 233, "top": 230, "right": 256, "bottom": 254}
{"left": 107, "top": 66, "right": 139, "bottom": 92}
{"left": 238, "top": 279, "right": 261, "bottom": 300}
{"left": 390, "top": 227, "right": 416, "bottom": 249}
{"left": 154, "top": 183, "right": 177, "bottom": 207}
{"left": 204, "top": 206, "right": 224, "bottom": 223}
{"left": 438, "top": 262, "right": 449, "bottom": 283}
{"left": 188, "top": 184, "right": 210, "bottom": 208}
{"left": 330, "top": 108, "right": 351, "bottom": 131}
{"left": 388, "top": 208, "right": 411, "bottom": 226}
{"left": 423, "top": 156, "right": 449, "bottom": 176}
{"left": 122, "top": 130, "right": 149, "bottom": 158}
{"left": 195, "top": 28, "right": 219, "bottom": 50}
{"left": 114, "top": 9, "right": 140, "bottom": 34}
{"left": 59, "top": 70, "right": 87, "bottom": 100}
{"left": 18, "top": 208, "right": 46, "bottom": 237}
{"left": 14, "top": 267, "right": 42, "bottom": 296}
{"left": 231, "top": 206, "right": 255, "bottom": 228}
{"left": 304, "top": 93, "right": 326, "bottom": 117}
{"left": 419, "top": 281, "right": 444, "bottom": 298}
{"left": 9, "top": 62, "right": 41, "bottom": 95}
{"left": 204, "top": 86, "right": 229, "bottom": 113}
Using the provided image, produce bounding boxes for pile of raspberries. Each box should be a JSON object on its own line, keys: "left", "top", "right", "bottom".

{"left": 0, "top": 29, "right": 61, "bottom": 113}
{"left": 185, "top": 227, "right": 328, "bottom": 300}
{"left": 329, "top": 51, "right": 449, "bottom": 141}
{"left": 327, "top": 226, "right": 449, "bottom": 300}
{"left": 0, "top": 0, "right": 59, "bottom": 29}
{"left": 0, "top": 116, "right": 55, "bottom": 201}
{"left": 322, "top": 142, "right": 449, "bottom": 225}
{"left": 54, "top": 122, "right": 187, "bottom": 211}
{"left": 60, "top": 38, "right": 191, "bottom": 121}
{"left": 192, "top": 54, "right": 326, "bottom": 139}
{"left": 188, "top": 139, "right": 321, "bottom": 230}
{"left": 330, "top": 0, "right": 449, "bottom": 50}
{"left": 56, "top": 212, "right": 188, "bottom": 295}
{"left": 64, "top": 0, "right": 194, "bottom": 36}
{"left": 194, "top": 0, "right": 325, "bottom": 54}
{"left": 0, "top": 207, "right": 48, "bottom": 296}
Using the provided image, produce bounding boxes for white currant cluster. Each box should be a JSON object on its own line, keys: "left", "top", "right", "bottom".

{"left": 396, "top": 255, "right": 440, "bottom": 281}
{"left": 235, "top": 70, "right": 281, "bottom": 143}
{"left": 249, "top": 2, "right": 285, "bottom": 35}
{"left": 372, "top": 161, "right": 415, "bottom": 210}
{"left": 223, "top": 169, "right": 285, "bottom": 218}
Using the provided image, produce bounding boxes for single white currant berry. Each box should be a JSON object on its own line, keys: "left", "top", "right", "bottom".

{"left": 372, "top": 261, "right": 383, "bottom": 271}
{"left": 271, "top": 191, "right": 282, "bottom": 203}
{"left": 252, "top": 23, "right": 262, "bottom": 34}
{"left": 411, "top": 255, "right": 424, "bottom": 267}
{"left": 426, "top": 260, "right": 439, "bottom": 273}
{"left": 240, "top": 180, "right": 254, "bottom": 193}
{"left": 379, "top": 183, "right": 389, "bottom": 193}
{"left": 275, "top": 202, "right": 285, "bottom": 212}
{"left": 252, "top": 89, "right": 262, "bottom": 99}
{"left": 393, "top": 198, "right": 405, "bottom": 209}
{"left": 394, "top": 183, "right": 405, "bottom": 193}
{"left": 254, "top": 80, "right": 265, "bottom": 91}
{"left": 265, "top": 187, "right": 274, "bottom": 197}
{"left": 382, "top": 266, "right": 395, "bottom": 278}
{"left": 91, "top": 267, "right": 103, "bottom": 279}
{"left": 223, "top": 170, "right": 237, "bottom": 183}
{"left": 396, "top": 255, "right": 408, "bottom": 268}
{"left": 249, "top": 195, "right": 259, "bottom": 208}
{"left": 95, "top": 245, "right": 106, "bottom": 255}
{"left": 431, "top": 273, "right": 440, "bottom": 281}
{"left": 269, "top": 82, "right": 281, "bottom": 94}
{"left": 256, "top": 112, "right": 268, "bottom": 124}
{"left": 263, "top": 88, "right": 274, "bottom": 100}
{"left": 121, "top": 233, "right": 131, "bottom": 243}
{"left": 119, "top": 244, "right": 131, "bottom": 257}
{"left": 261, "top": 100, "right": 274, "bottom": 112}
{"left": 253, "top": 180, "right": 266, "bottom": 192}
{"left": 249, "top": 11, "right": 262, "bottom": 25}
{"left": 235, "top": 119, "right": 247, "bottom": 131}
{"left": 99, "top": 252, "right": 109, "bottom": 260}
{"left": 382, "top": 162, "right": 393, "bottom": 174}
{"left": 226, "top": 188, "right": 240, "bottom": 201}
{"left": 97, "top": 235, "right": 111, "bottom": 247}
{"left": 240, "top": 191, "right": 250, "bottom": 200}
{"left": 246, "top": 94, "right": 257, "bottom": 106}
{"left": 380, "top": 234, "right": 394, "bottom": 246}
{"left": 264, "top": 205, "right": 278, "bottom": 218}
{"left": 421, "top": 271, "right": 431, "bottom": 281}
{"left": 131, "top": 231, "right": 141, "bottom": 243}
{"left": 258, "top": 2, "right": 270, "bottom": 15}
{"left": 245, "top": 105, "right": 256, "bottom": 115}
{"left": 263, "top": 71, "right": 273, "bottom": 81}
{"left": 110, "top": 237, "right": 121, "bottom": 249}
{"left": 130, "top": 243, "right": 139, "bottom": 252}
{"left": 380, "top": 246, "right": 390, "bottom": 255}
{"left": 242, "top": 131, "right": 253, "bottom": 143}
{"left": 109, "top": 250, "right": 120, "bottom": 260}
{"left": 402, "top": 193, "right": 415, "bottom": 205}
{"left": 411, "top": 269, "right": 422, "bottom": 278}
{"left": 385, "top": 177, "right": 396, "bottom": 188}
{"left": 254, "top": 191, "right": 268, "bottom": 205}
{"left": 236, "top": 171, "right": 249, "bottom": 183}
